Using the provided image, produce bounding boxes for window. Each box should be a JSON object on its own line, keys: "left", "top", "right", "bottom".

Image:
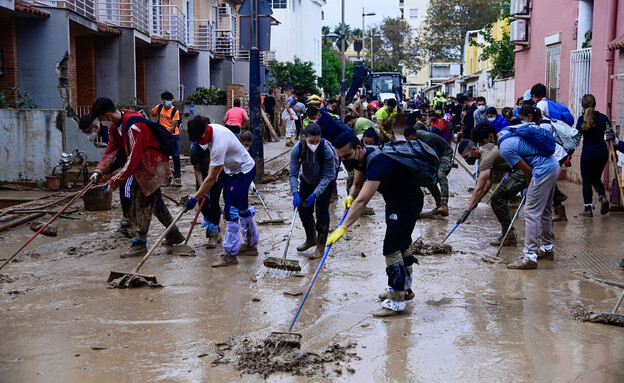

{"left": 269, "top": 0, "right": 287, "bottom": 9}
{"left": 546, "top": 44, "right": 561, "bottom": 101}
{"left": 410, "top": 8, "right": 418, "bottom": 19}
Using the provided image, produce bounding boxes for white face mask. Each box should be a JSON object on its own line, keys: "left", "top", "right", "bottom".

{"left": 310, "top": 118, "right": 319, "bottom": 124}
{"left": 100, "top": 120, "right": 113, "bottom": 127}
{"left": 200, "top": 143, "right": 209, "bottom": 150}
{"left": 86, "top": 132, "right": 98, "bottom": 141}
{"left": 307, "top": 142, "right": 319, "bottom": 152}
{"left": 477, "top": 105, "right": 486, "bottom": 112}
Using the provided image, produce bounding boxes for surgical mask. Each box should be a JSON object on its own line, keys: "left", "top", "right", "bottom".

{"left": 86, "top": 132, "right": 98, "bottom": 142}
{"left": 488, "top": 117, "right": 496, "bottom": 123}
{"left": 310, "top": 118, "right": 319, "bottom": 124}
{"left": 307, "top": 142, "right": 319, "bottom": 152}
{"left": 466, "top": 156, "right": 477, "bottom": 165}
{"left": 100, "top": 120, "right": 113, "bottom": 127}
{"left": 521, "top": 120, "right": 529, "bottom": 124}
{"left": 165, "top": 101, "right": 173, "bottom": 108}
{"left": 327, "top": 106, "right": 334, "bottom": 112}
{"left": 478, "top": 105, "right": 486, "bottom": 112}
{"left": 200, "top": 143, "right": 209, "bottom": 150}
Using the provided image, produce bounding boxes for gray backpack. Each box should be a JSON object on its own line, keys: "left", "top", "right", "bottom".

{"left": 365, "top": 140, "right": 440, "bottom": 187}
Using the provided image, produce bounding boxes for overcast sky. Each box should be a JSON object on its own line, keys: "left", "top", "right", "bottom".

{"left": 321, "top": 0, "right": 401, "bottom": 30}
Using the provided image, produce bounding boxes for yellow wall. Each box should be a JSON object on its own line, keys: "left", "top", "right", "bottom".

{"left": 464, "top": 19, "right": 509, "bottom": 76}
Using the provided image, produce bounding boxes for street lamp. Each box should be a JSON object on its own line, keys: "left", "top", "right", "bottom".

{"left": 361, "top": 8, "right": 375, "bottom": 61}
{"left": 370, "top": 33, "right": 382, "bottom": 71}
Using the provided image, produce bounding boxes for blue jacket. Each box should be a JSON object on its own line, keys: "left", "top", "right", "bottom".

{"left": 317, "top": 111, "right": 351, "bottom": 144}
{"left": 492, "top": 114, "right": 510, "bottom": 133}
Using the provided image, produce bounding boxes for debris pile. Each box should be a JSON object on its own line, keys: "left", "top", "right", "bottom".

{"left": 410, "top": 237, "right": 453, "bottom": 255}
{"left": 571, "top": 302, "right": 624, "bottom": 327}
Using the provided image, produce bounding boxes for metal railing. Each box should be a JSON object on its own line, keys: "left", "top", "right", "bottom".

{"left": 19, "top": 0, "right": 96, "bottom": 20}
{"left": 75, "top": 106, "right": 91, "bottom": 118}
{"left": 216, "top": 11, "right": 237, "bottom": 57}
{"left": 187, "top": 19, "right": 214, "bottom": 51}
{"left": 569, "top": 48, "right": 591, "bottom": 120}
{"left": 97, "top": 0, "right": 149, "bottom": 36}
{"left": 151, "top": 4, "right": 186, "bottom": 45}
{"left": 237, "top": 50, "right": 277, "bottom": 66}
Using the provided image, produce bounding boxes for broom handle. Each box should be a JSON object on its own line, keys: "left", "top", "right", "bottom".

{"left": 0, "top": 181, "right": 94, "bottom": 271}
{"left": 494, "top": 194, "right": 526, "bottom": 258}
{"left": 251, "top": 182, "right": 273, "bottom": 219}
{"left": 183, "top": 196, "right": 207, "bottom": 245}
{"left": 608, "top": 141, "right": 624, "bottom": 204}
{"left": 289, "top": 208, "right": 349, "bottom": 332}
{"left": 282, "top": 207, "right": 298, "bottom": 259}
{"left": 134, "top": 207, "right": 187, "bottom": 273}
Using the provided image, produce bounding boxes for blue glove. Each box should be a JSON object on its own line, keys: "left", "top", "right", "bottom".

{"left": 521, "top": 189, "right": 527, "bottom": 197}
{"left": 292, "top": 192, "right": 300, "bottom": 209}
{"left": 303, "top": 193, "right": 317, "bottom": 208}
{"left": 186, "top": 196, "right": 198, "bottom": 211}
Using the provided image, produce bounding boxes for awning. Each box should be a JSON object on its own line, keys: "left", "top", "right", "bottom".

{"left": 98, "top": 25, "right": 121, "bottom": 36}
{"left": 608, "top": 33, "right": 624, "bottom": 51}
{"left": 15, "top": 3, "right": 50, "bottom": 18}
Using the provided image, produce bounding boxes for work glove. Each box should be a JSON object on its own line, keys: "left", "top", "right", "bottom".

{"left": 292, "top": 192, "right": 300, "bottom": 209}
{"left": 186, "top": 196, "right": 198, "bottom": 211}
{"left": 342, "top": 195, "right": 355, "bottom": 212}
{"left": 89, "top": 171, "right": 101, "bottom": 184}
{"left": 605, "top": 128, "right": 619, "bottom": 145}
{"left": 289, "top": 114, "right": 294, "bottom": 120}
{"left": 326, "top": 225, "right": 348, "bottom": 246}
{"left": 98, "top": 183, "right": 111, "bottom": 192}
{"left": 303, "top": 193, "right": 316, "bottom": 208}
{"left": 521, "top": 189, "right": 527, "bottom": 197}
{"left": 457, "top": 209, "right": 471, "bottom": 224}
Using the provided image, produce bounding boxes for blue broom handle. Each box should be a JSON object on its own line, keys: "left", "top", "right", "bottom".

{"left": 288, "top": 208, "right": 350, "bottom": 331}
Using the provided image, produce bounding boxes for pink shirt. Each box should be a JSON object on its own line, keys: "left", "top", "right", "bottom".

{"left": 224, "top": 107, "right": 247, "bottom": 127}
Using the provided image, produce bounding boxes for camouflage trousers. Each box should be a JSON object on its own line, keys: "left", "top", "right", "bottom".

{"left": 490, "top": 168, "right": 527, "bottom": 231}
{"left": 427, "top": 149, "right": 453, "bottom": 203}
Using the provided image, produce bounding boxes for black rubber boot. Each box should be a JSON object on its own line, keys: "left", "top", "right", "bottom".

{"left": 297, "top": 222, "right": 317, "bottom": 251}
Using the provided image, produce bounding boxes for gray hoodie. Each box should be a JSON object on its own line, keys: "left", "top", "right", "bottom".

{"left": 289, "top": 139, "right": 335, "bottom": 196}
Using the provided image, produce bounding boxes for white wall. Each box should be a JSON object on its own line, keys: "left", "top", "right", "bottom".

{"left": 270, "top": 0, "right": 324, "bottom": 76}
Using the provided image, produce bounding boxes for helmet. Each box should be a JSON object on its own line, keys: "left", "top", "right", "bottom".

{"left": 307, "top": 94, "right": 321, "bottom": 107}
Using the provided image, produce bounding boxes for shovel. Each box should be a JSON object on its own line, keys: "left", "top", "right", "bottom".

{"left": 494, "top": 194, "right": 526, "bottom": 259}
{"left": 263, "top": 207, "right": 301, "bottom": 273}
{"left": 265, "top": 208, "right": 349, "bottom": 349}
{"left": 108, "top": 207, "right": 188, "bottom": 287}
{"left": 167, "top": 197, "right": 207, "bottom": 256}
{"left": 251, "top": 182, "right": 284, "bottom": 224}
{"left": 607, "top": 140, "right": 624, "bottom": 212}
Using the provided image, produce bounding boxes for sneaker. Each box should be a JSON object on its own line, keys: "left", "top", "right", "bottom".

{"left": 121, "top": 242, "right": 147, "bottom": 258}
{"left": 537, "top": 245, "right": 555, "bottom": 260}
{"left": 161, "top": 229, "right": 185, "bottom": 246}
{"left": 117, "top": 225, "right": 131, "bottom": 238}
{"left": 378, "top": 291, "right": 415, "bottom": 301}
{"left": 211, "top": 254, "right": 238, "bottom": 267}
{"left": 237, "top": 245, "right": 258, "bottom": 256}
{"left": 372, "top": 308, "right": 405, "bottom": 318}
{"left": 579, "top": 206, "right": 593, "bottom": 217}
{"left": 507, "top": 256, "right": 538, "bottom": 269}
{"left": 600, "top": 196, "right": 610, "bottom": 215}
{"left": 173, "top": 177, "right": 182, "bottom": 187}
{"left": 490, "top": 231, "right": 517, "bottom": 247}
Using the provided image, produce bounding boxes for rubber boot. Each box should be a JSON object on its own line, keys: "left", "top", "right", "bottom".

{"left": 206, "top": 225, "right": 221, "bottom": 249}
{"left": 435, "top": 197, "right": 449, "bottom": 216}
{"left": 308, "top": 225, "right": 328, "bottom": 259}
{"left": 489, "top": 229, "right": 517, "bottom": 247}
{"left": 161, "top": 227, "right": 185, "bottom": 246}
{"left": 599, "top": 196, "right": 610, "bottom": 215}
{"left": 117, "top": 216, "right": 132, "bottom": 238}
{"left": 579, "top": 205, "right": 593, "bottom": 217}
{"left": 551, "top": 205, "right": 567, "bottom": 222}
{"left": 239, "top": 212, "right": 259, "bottom": 256}
{"left": 121, "top": 239, "right": 147, "bottom": 258}
{"left": 297, "top": 223, "right": 317, "bottom": 251}
{"left": 373, "top": 251, "right": 407, "bottom": 318}
{"left": 285, "top": 137, "right": 294, "bottom": 147}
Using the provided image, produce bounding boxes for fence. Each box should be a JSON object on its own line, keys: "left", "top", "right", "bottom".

{"left": 97, "top": 0, "right": 149, "bottom": 36}
{"left": 151, "top": 4, "right": 186, "bottom": 45}
{"left": 569, "top": 48, "right": 591, "bottom": 120}
{"left": 187, "top": 19, "right": 214, "bottom": 51}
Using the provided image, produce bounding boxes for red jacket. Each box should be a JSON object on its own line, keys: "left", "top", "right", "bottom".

{"left": 95, "top": 110, "right": 169, "bottom": 195}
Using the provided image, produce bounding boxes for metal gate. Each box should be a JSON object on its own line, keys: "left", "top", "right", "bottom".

{"left": 569, "top": 48, "right": 592, "bottom": 119}
{"left": 545, "top": 44, "right": 561, "bottom": 101}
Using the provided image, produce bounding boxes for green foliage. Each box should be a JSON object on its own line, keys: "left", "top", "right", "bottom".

{"left": 469, "top": 16, "right": 515, "bottom": 78}
{"left": 185, "top": 86, "right": 227, "bottom": 105}
{"left": 378, "top": 17, "right": 416, "bottom": 72}
{"left": 12, "top": 86, "right": 37, "bottom": 109}
{"left": 318, "top": 45, "right": 355, "bottom": 97}
{"left": 116, "top": 97, "right": 144, "bottom": 110}
{"left": 266, "top": 58, "right": 319, "bottom": 94}
{"left": 0, "top": 90, "right": 7, "bottom": 109}
{"left": 582, "top": 29, "right": 592, "bottom": 49}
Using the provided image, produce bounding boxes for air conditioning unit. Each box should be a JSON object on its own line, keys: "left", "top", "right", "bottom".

{"left": 511, "top": 0, "right": 529, "bottom": 17}
{"left": 510, "top": 19, "right": 529, "bottom": 44}
{"left": 219, "top": 4, "right": 231, "bottom": 16}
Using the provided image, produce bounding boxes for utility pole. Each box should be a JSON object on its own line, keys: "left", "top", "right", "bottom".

{"left": 249, "top": 0, "right": 263, "bottom": 179}
{"left": 340, "top": 0, "right": 346, "bottom": 120}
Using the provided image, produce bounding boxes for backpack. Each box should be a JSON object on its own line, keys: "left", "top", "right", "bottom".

{"left": 498, "top": 124, "right": 556, "bottom": 157}
{"left": 365, "top": 140, "right": 440, "bottom": 187}
{"left": 546, "top": 118, "right": 581, "bottom": 151}
{"left": 299, "top": 138, "right": 340, "bottom": 172}
{"left": 125, "top": 116, "right": 178, "bottom": 157}
{"left": 544, "top": 99, "right": 574, "bottom": 126}
{"left": 157, "top": 104, "right": 180, "bottom": 129}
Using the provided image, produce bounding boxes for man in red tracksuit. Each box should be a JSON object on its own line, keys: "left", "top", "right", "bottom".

{"left": 89, "top": 97, "right": 184, "bottom": 258}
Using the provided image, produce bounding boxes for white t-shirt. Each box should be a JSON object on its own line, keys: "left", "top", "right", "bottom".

{"left": 208, "top": 124, "right": 255, "bottom": 175}
{"left": 536, "top": 99, "right": 550, "bottom": 120}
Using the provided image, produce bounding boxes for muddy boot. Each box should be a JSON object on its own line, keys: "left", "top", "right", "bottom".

{"left": 434, "top": 198, "right": 449, "bottom": 216}
{"left": 239, "top": 211, "right": 259, "bottom": 255}
{"left": 211, "top": 253, "right": 238, "bottom": 267}
{"left": 374, "top": 251, "right": 407, "bottom": 318}
{"left": 161, "top": 227, "right": 185, "bottom": 246}
{"left": 238, "top": 245, "right": 258, "bottom": 256}
{"left": 373, "top": 289, "right": 407, "bottom": 318}
{"left": 600, "top": 196, "right": 610, "bottom": 215}
{"left": 206, "top": 225, "right": 221, "bottom": 249}
{"left": 507, "top": 251, "right": 538, "bottom": 270}
{"left": 361, "top": 206, "right": 375, "bottom": 215}
{"left": 308, "top": 226, "right": 328, "bottom": 259}
{"left": 117, "top": 217, "right": 132, "bottom": 238}
{"left": 537, "top": 244, "right": 554, "bottom": 260}
{"left": 285, "top": 137, "right": 294, "bottom": 146}
{"left": 297, "top": 223, "right": 317, "bottom": 252}
{"left": 121, "top": 239, "right": 147, "bottom": 258}
{"left": 378, "top": 290, "right": 415, "bottom": 301}
{"left": 172, "top": 177, "right": 182, "bottom": 187}
{"left": 551, "top": 205, "right": 567, "bottom": 222}
{"left": 489, "top": 229, "right": 517, "bottom": 247}
{"left": 579, "top": 205, "right": 593, "bottom": 217}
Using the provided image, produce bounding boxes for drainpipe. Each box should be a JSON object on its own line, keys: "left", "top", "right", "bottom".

{"left": 606, "top": 0, "right": 618, "bottom": 115}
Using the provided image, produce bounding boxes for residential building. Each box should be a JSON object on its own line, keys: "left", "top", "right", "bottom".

{"left": 268, "top": 0, "right": 324, "bottom": 76}
{"left": 399, "top": 0, "right": 430, "bottom": 97}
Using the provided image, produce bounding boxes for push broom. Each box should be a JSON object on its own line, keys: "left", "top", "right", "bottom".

{"left": 263, "top": 207, "right": 301, "bottom": 273}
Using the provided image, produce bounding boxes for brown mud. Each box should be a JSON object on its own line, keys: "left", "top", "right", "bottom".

{"left": 212, "top": 337, "right": 359, "bottom": 378}
{"left": 29, "top": 221, "right": 58, "bottom": 237}
{"left": 410, "top": 237, "right": 453, "bottom": 255}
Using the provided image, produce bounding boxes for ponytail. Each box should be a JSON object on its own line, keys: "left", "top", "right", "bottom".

{"left": 580, "top": 94, "right": 596, "bottom": 131}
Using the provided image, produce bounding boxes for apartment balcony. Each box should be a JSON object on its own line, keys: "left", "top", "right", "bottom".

{"left": 237, "top": 50, "right": 276, "bottom": 66}
{"left": 187, "top": 19, "right": 214, "bottom": 52}
{"left": 19, "top": 0, "right": 96, "bottom": 20}
{"left": 151, "top": 4, "right": 186, "bottom": 46}
{"left": 97, "top": 0, "right": 149, "bottom": 36}
{"left": 215, "top": 4, "right": 237, "bottom": 57}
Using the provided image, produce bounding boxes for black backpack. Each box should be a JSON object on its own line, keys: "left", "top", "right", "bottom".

{"left": 157, "top": 104, "right": 180, "bottom": 130}
{"left": 365, "top": 140, "right": 440, "bottom": 187}
{"left": 125, "top": 116, "right": 178, "bottom": 157}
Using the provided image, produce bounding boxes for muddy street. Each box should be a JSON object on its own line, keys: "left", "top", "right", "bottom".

{"left": 1, "top": 141, "right": 624, "bottom": 382}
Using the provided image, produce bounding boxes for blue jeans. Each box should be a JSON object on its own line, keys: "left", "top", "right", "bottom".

{"left": 224, "top": 164, "right": 257, "bottom": 221}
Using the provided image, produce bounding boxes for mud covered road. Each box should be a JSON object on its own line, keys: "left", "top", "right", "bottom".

{"left": 1, "top": 140, "right": 624, "bottom": 382}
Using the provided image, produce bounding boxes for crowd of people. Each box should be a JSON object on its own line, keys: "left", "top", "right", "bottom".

{"left": 85, "top": 80, "right": 622, "bottom": 319}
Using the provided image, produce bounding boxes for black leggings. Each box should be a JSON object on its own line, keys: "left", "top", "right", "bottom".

{"left": 581, "top": 145, "right": 608, "bottom": 204}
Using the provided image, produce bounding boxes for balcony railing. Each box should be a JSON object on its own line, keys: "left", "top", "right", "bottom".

{"left": 237, "top": 50, "right": 277, "bottom": 66}
{"left": 216, "top": 11, "right": 237, "bottom": 57}
{"left": 151, "top": 4, "right": 186, "bottom": 45}
{"left": 97, "top": 0, "right": 149, "bottom": 36}
{"left": 19, "top": 0, "right": 96, "bottom": 20}
{"left": 187, "top": 19, "right": 215, "bottom": 51}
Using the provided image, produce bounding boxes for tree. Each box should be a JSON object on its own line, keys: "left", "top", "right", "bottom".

{"left": 469, "top": 17, "right": 515, "bottom": 78}
{"left": 266, "top": 58, "right": 319, "bottom": 94}
{"left": 414, "top": 0, "right": 502, "bottom": 64}
{"left": 318, "top": 44, "right": 355, "bottom": 97}
{"left": 379, "top": 17, "right": 418, "bottom": 72}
